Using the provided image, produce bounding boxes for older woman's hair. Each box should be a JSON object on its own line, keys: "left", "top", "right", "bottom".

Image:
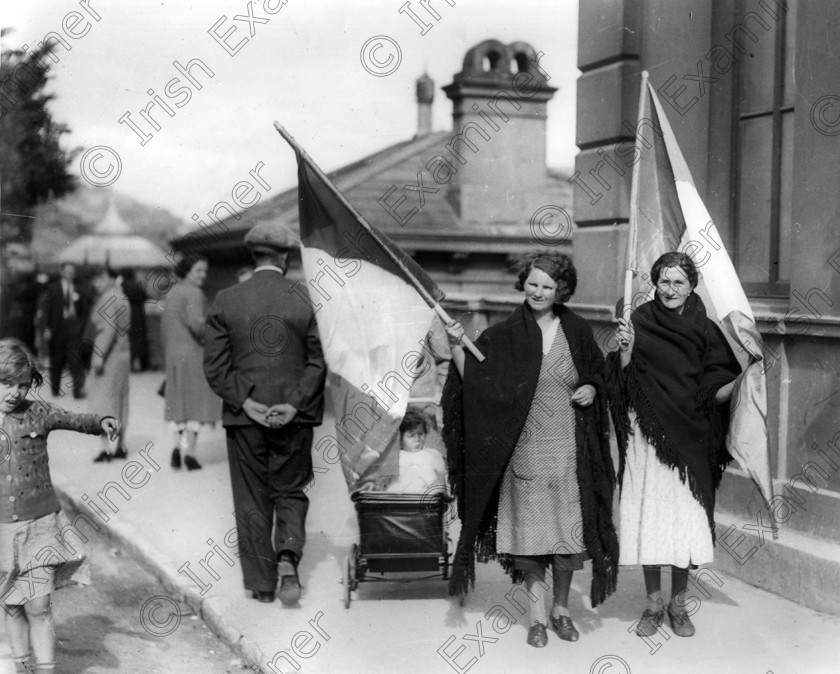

{"left": 0, "top": 338, "right": 43, "bottom": 388}
{"left": 174, "top": 253, "right": 208, "bottom": 279}
{"left": 513, "top": 252, "right": 578, "bottom": 304}
{"left": 650, "top": 252, "right": 699, "bottom": 289}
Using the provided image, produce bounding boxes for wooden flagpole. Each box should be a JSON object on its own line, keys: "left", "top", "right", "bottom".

{"left": 274, "top": 121, "right": 485, "bottom": 362}
{"left": 622, "top": 70, "right": 650, "bottom": 321}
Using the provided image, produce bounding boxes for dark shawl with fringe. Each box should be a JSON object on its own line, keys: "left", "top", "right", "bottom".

{"left": 442, "top": 303, "right": 619, "bottom": 606}
{"left": 605, "top": 294, "right": 741, "bottom": 538}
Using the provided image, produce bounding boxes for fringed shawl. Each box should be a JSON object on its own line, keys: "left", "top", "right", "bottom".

{"left": 442, "top": 303, "right": 619, "bottom": 605}
{"left": 606, "top": 294, "right": 741, "bottom": 537}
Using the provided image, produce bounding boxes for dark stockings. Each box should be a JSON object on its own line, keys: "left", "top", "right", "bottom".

{"left": 642, "top": 564, "right": 690, "bottom": 612}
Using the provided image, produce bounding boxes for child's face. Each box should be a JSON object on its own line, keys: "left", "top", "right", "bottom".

{"left": 401, "top": 429, "right": 426, "bottom": 453}
{"left": 0, "top": 378, "right": 30, "bottom": 413}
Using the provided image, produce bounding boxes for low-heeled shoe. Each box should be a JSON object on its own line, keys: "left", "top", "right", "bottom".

{"left": 251, "top": 591, "right": 275, "bottom": 603}
{"left": 277, "top": 556, "right": 301, "bottom": 606}
{"left": 93, "top": 450, "right": 112, "bottom": 463}
{"left": 635, "top": 607, "right": 665, "bottom": 637}
{"left": 667, "top": 604, "right": 696, "bottom": 637}
{"left": 526, "top": 621, "right": 548, "bottom": 648}
{"left": 184, "top": 455, "right": 202, "bottom": 471}
{"left": 550, "top": 614, "right": 579, "bottom": 642}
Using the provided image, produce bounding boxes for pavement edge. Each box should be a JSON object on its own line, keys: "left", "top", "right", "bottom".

{"left": 54, "top": 485, "right": 271, "bottom": 673}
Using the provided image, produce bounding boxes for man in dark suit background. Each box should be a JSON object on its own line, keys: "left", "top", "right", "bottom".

{"left": 38, "top": 262, "right": 89, "bottom": 398}
{"left": 203, "top": 222, "right": 326, "bottom": 605}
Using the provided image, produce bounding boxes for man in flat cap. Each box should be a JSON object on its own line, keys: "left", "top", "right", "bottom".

{"left": 204, "top": 220, "right": 326, "bottom": 605}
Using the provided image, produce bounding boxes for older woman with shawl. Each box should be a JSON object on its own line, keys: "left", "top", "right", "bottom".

{"left": 443, "top": 252, "right": 618, "bottom": 648}
{"left": 608, "top": 252, "right": 740, "bottom": 638}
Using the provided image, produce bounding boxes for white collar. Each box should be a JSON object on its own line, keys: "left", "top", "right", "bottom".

{"left": 253, "top": 265, "right": 285, "bottom": 275}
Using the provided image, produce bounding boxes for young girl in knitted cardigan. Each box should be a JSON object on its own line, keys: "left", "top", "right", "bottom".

{"left": 0, "top": 338, "right": 119, "bottom": 673}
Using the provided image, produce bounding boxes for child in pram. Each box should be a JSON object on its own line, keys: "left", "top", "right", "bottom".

{"left": 386, "top": 408, "right": 445, "bottom": 494}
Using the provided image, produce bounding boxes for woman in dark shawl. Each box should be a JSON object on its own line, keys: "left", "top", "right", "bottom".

{"left": 608, "top": 252, "right": 741, "bottom": 639}
{"left": 443, "top": 252, "right": 618, "bottom": 648}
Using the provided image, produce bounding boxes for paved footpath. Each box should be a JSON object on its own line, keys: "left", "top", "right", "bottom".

{"left": 3, "top": 373, "right": 839, "bottom": 673}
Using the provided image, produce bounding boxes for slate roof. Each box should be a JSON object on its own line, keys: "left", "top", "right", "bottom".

{"left": 171, "top": 131, "right": 573, "bottom": 255}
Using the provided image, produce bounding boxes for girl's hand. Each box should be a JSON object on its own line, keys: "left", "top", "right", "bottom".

{"left": 445, "top": 321, "right": 465, "bottom": 348}
{"left": 101, "top": 417, "right": 121, "bottom": 441}
{"left": 571, "top": 384, "right": 596, "bottom": 407}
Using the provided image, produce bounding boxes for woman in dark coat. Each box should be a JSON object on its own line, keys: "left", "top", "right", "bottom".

{"left": 443, "top": 252, "right": 618, "bottom": 648}
{"left": 608, "top": 252, "right": 741, "bottom": 638}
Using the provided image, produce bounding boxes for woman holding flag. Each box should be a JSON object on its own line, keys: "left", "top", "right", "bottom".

{"left": 443, "top": 251, "right": 618, "bottom": 648}
{"left": 609, "top": 251, "right": 741, "bottom": 638}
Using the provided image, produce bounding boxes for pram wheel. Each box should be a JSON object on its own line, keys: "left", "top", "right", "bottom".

{"left": 343, "top": 544, "right": 358, "bottom": 609}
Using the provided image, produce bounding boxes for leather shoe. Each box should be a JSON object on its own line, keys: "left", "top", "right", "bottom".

{"left": 667, "top": 604, "right": 695, "bottom": 637}
{"left": 171, "top": 448, "right": 181, "bottom": 469}
{"left": 526, "top": 621, "right": 548, "bottom": 648}
{"left": 113, "top": 446, "right": 128, "bottom": 460}
{"left": 251, "top": 591, "right": 275, "bottom": 603}
{"left": 93, "top": 450, "right": 112, "bottom": 463}
{"left": 277, "top": 555, "right": 301, "bottom": 606}
{"left": 184, "top": 455, "right": 202, "bottom": 471}
{"left": 635, "top": 607, "right": 665, "bottom": 637}
{"left": 550, "top": 614, "right": 579, "bottom": 642}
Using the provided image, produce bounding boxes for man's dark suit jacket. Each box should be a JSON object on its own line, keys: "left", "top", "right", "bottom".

{"left": 40, "top": 278, "right": 89, "bottom": 334}
{"left": 203, "top": 269, "right": 326, "bottom": 427}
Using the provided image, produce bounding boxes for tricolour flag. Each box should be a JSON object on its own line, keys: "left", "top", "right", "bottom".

{"left": 276, "top": 123, "right": 447, "bottom": 493}
{"left": 624, "top": 73, "right": 775, "bottom": 529}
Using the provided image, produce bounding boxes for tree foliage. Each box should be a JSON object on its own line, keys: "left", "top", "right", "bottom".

{"left": 1, "top": 30, "right": 76, "bottom": 244}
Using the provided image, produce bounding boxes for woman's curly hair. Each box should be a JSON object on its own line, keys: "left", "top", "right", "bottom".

{"left": 513, "top": 251, "right": 577, "bottom": 305}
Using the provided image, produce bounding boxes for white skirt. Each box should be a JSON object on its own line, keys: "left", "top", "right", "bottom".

{"left": 619, "top": 412, "right": 713, "bottom": 567}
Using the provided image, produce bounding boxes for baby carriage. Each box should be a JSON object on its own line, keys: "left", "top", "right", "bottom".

{"left": 338, "top": 391, "right": 455, "bottom": 609}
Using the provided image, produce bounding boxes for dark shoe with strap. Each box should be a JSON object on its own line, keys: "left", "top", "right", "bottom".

{"left": 550, "top": 614, "right": 579, "bottom": 642}
{"left": 277, "top": 554, "right": 301, "bottom": 606}
{"left": 526, "top": 621, "right": 548, "bottom": 648}
{"left": 251, "top": 590, "right": 275, "bottom": 603}
{"left": 93, "top": 450, "right": 112, "bottom": 463}
{"left": 113, "top": 446, "right": 128, "bottom": 460}
{"left": 184, "top": 455, "right": 202, "bottom": 471}
{"left": 170, "top": 448, "right": 181, "bottom": 469}
{"left": 667, "top": 603, "right": 696, "bottom": 637}
{"left": 635, "top": 607, "right": 665, "bottom": 637}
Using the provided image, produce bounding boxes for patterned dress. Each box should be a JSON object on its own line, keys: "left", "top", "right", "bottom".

{"left": 495, "top": 323, "right": 586, "bottom": 556}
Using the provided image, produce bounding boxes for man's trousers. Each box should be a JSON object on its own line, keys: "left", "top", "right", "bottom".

{"left": 226, "top": 423, "right": 314, "bottom": 592}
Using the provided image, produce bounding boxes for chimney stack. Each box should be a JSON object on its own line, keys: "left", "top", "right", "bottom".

{"left": 416, "top": 72, "right": 434, "bottom": 137}
{"left": 442, "top": 40, "right": 556, "bottom": 226}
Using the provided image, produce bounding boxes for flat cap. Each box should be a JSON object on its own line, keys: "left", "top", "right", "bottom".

{"left": 244, "top": 221, "right": 300, "bottom": 253}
